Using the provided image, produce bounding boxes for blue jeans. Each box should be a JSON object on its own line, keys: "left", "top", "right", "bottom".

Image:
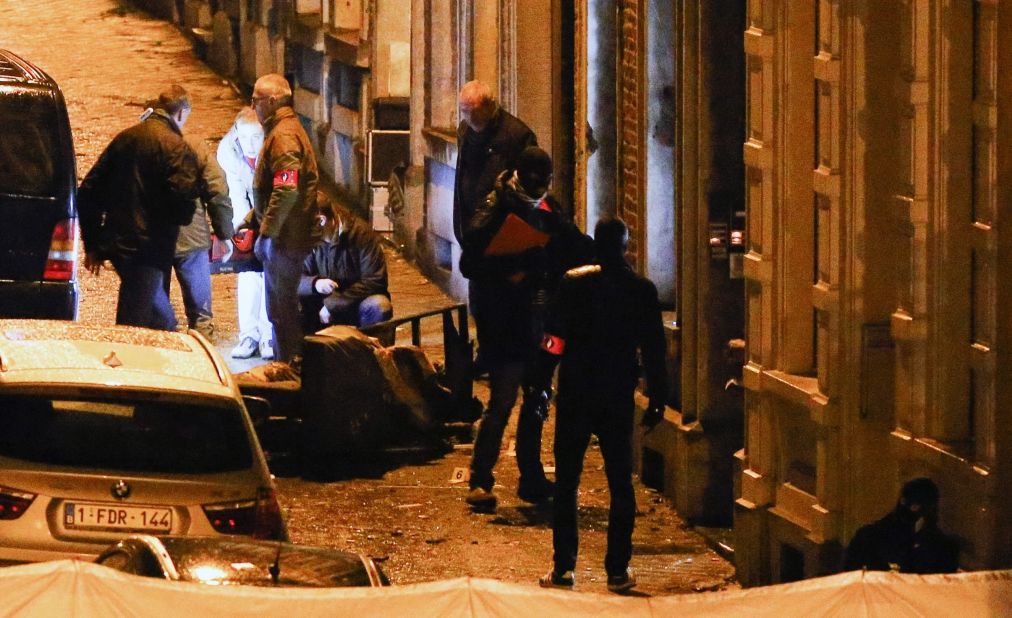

{"left": 303, "top": 293, "right": 393, "bottom": 330}
{"left": 255, "top": 235, "right": 310, "bottom": 363}
{"left": 167, "top": 249, "right": 213, "bottom": 334}
{"left": 110, "top": 255, "right": 177, "bottom": 331}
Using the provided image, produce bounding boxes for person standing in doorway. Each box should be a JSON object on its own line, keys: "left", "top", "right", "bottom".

{"left": 539, "top": 217, "right": 668, "bottom": 593}
{"left": 453, "top": 80, "right": 537, "bottom": 245}
{"left": 454, "top": 82, "right": 538, "bottom": 377}
{"left": 78, "top": 85, "right": 201, "bottom": 331}
{"left": 244, "top": 74, "right": 322, "bottom": 365}
{"left": 218, "top": 108, "right": 273, "bottom": 359}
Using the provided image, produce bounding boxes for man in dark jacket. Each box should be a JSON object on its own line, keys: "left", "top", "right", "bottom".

{"left": 166, "top": 133, "right": 233, "bottom": 339}
{"left": 247, "top": 73, "right": 322, "bottom": 364}
{"left": 299, "top": 193, "right": 392, "bottom": 331}
{"left": 460, "top": 146, "right": 569, "bottom": 509}
{"left": 78, "top": 85, "right": 201, "bottom": 330}
{"left": 843, "top": 477, "right": 959, "bottom": 574}
{"left": 453, "top": 80, "right": 537, "bottom": 245}
{"left": 540, "top": 217, "right": 667, "bottom": 593}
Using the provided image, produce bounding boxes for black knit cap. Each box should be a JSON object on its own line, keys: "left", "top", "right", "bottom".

{"left": 901, "top": 477, "right": 939, "bottom": 506}
{"left": 516, "top": 146, "right": 553, "bottom": 178}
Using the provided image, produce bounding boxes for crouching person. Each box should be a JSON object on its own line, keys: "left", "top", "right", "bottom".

{"left": 298, "top": 194, "right": 392, "bottom": 332}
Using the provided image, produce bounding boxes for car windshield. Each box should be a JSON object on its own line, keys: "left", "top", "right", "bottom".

{"left": 0, "top": 396, "right": 252, "bottom": 473}
{"left": 0, "top": 93, "right": 60, "bottom": 196}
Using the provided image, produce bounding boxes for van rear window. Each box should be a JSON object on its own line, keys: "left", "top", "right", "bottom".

{"left": 0, "top": 396, "right": 253, "bottom": 473}
{"left": 0, "top": 94, "right": 60, "bottom": 196}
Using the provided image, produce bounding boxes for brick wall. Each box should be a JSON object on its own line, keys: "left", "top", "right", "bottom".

{"left": 619, "top": 0, "right": 645, "bottom": 267}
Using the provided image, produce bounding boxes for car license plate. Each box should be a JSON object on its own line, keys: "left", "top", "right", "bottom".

{"left": 64, "top": 502, "right": 172, "bottom": 532}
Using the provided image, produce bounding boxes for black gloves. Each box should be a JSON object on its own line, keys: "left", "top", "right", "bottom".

{"left": 641, "top": 401, "right": 665, "bottom": 431}
{"left": 521, "top": 386, "right": 551, "bottom": 422}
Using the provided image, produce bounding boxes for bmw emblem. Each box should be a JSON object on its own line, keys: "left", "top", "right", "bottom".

{"left": 111, "top": 480, "right": 131, "bottom": 500}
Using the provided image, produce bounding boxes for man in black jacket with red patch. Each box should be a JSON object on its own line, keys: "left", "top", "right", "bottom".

{"left": 540, "top": 217, "right": 667, "bottom": 593}
{"left": 78, "top": 85, "right": 201, "bottom": 330}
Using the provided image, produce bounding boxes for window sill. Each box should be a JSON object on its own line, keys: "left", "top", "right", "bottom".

{"left": 422, "top": 127, "right": 457, "bottom": 167}
{"left": 890, "top": 429, "right": 989, "bottom": 475}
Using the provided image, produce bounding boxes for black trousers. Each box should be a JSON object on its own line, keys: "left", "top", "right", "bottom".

{"left": 468, "top": 360, "right": 548, "bottom": 491}
{"left": 551, "top": 389, "right": 635, "bottom": 576}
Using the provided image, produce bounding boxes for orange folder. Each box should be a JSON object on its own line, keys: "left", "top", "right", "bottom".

{"left": 484, "top": 213, "right": 550, "bottom": 256}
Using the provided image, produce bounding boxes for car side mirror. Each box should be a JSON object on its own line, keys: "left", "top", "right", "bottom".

{"left": 243, "top": 395, "right": 271, "bottom": 427}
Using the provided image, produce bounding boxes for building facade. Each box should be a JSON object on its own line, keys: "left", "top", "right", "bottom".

{"left": 734, "top": 0, "right": 1012, "bottom": 585}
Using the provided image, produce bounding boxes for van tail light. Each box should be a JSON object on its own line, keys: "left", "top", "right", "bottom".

{"left": 202, "top": 488, "right": 284, "bottom": 540}
{"left": 43, "top": 218, "right": 78, "bottom": 281}
{"left": 0, "top": 485, "right": 36, "bottom": 520}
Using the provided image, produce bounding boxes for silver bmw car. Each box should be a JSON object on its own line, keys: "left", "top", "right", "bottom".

{"left": 0, "top": 320, "right": 285, "bottom": 564}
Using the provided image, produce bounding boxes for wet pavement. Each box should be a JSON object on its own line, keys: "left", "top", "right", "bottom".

{"left": 0, "top": 0, "right": 736, "bottom": 596}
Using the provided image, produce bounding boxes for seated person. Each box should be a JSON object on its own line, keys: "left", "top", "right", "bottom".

{"left": 843, "top": 477, "right": 959, "bottom": 574}
{"left": 298, "top": 194, "right": 393, "bottom": 332}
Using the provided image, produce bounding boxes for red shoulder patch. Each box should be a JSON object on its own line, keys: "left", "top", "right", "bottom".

{"left": 273, "top": 169, "right": 299, "bottom": 188}
{"left": 540, "top": 334, "right": 565, "bottom": 355}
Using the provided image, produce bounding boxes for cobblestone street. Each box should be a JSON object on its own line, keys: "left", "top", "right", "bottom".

{"left": 0, "top": 0, "right": 736, "bottom": 596}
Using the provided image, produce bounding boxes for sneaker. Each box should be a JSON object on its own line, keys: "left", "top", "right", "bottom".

{"left": 259, "top": 339, "right": 275, "bottom": 360}
{"left": 517, "top": 479, "right": 555, "bottom": 504}
{"left": 539, "top": 569, "right": 575, "bottom": 590}
{"left": 606, "top": 568, "right": 637, "bottom": 593}
{"left": 231, "top": 337, "right": 259, "bottom": 359}
{"left": 464, "top": 486, "right": 497, "bottom": 508}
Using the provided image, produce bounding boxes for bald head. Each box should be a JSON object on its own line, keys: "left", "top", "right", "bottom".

{"left": 459, "top": 80, "right": 498, "bottom": 132}
{"left": 251, "top": 73, "right": 293, "bottom": 124}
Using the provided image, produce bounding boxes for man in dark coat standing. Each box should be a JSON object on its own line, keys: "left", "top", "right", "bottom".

{"left": 540, "top": 217, "right": 667, "bottom": 593}
{"left": 78, "top": 85, "right": 201, "bottom": 331}
{"left": 453, "top": 80, "right": 537, "bottom": 245}
{"left": 299, "top": 193, "right": 392, "bottom": 331}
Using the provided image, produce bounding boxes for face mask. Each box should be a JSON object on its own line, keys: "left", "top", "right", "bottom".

{"left": 509, "top": 170, "right": 548, "bottom": 205}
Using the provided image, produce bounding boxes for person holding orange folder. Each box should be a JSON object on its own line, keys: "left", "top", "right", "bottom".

{"left": 460, "top": 146, "right": 574, "bottom": 509}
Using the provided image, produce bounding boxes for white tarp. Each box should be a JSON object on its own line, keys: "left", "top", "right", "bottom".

{"left": 0, "top": 560, "right": 1010, "bottom": 617}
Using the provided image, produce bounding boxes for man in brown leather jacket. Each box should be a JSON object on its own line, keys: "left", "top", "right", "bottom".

{"left": 244, "top": 73, "right": 322, "bottom": 364}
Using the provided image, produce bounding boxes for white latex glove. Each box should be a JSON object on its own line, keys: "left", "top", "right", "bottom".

{"left": 314, "top": 278, "right": 339, "bottom": 295}
{"left": 319, "top": 304, "right": 331, "bottom": 324}
{"left": 221, "top": 239, "right": 234, "bottom": 263}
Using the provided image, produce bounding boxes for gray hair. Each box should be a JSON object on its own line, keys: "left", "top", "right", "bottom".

{"left": 234, "top": 107, "right": 260, "bottom": 126}
{"left": 459, "top": 80, "right": 496, "bottom": 108}
{"left": 254, "top": 73, "right": 293, "bottom": 104}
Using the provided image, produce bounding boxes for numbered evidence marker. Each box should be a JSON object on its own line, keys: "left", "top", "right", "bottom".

{"left": 450, "top": 467, "right": 470, "bottom": 484}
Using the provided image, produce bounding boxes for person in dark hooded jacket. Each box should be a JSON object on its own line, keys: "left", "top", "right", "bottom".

{"left": 460, "top": 146, "right": 582, "bottom": 509}
{"left": 77, "top": 84, "right": 201, "bottom": 330}
{"left": 843, "top": 477, "right": 959, "bottom": 574}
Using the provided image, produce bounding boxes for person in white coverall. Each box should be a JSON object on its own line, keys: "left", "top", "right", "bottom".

{"left": 217, "top": 108, "right": 273, "bottom": 360}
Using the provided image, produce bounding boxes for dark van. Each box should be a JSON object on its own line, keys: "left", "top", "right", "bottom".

{"left": 0, "top": 50, "right": 78, "bottom": 319}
